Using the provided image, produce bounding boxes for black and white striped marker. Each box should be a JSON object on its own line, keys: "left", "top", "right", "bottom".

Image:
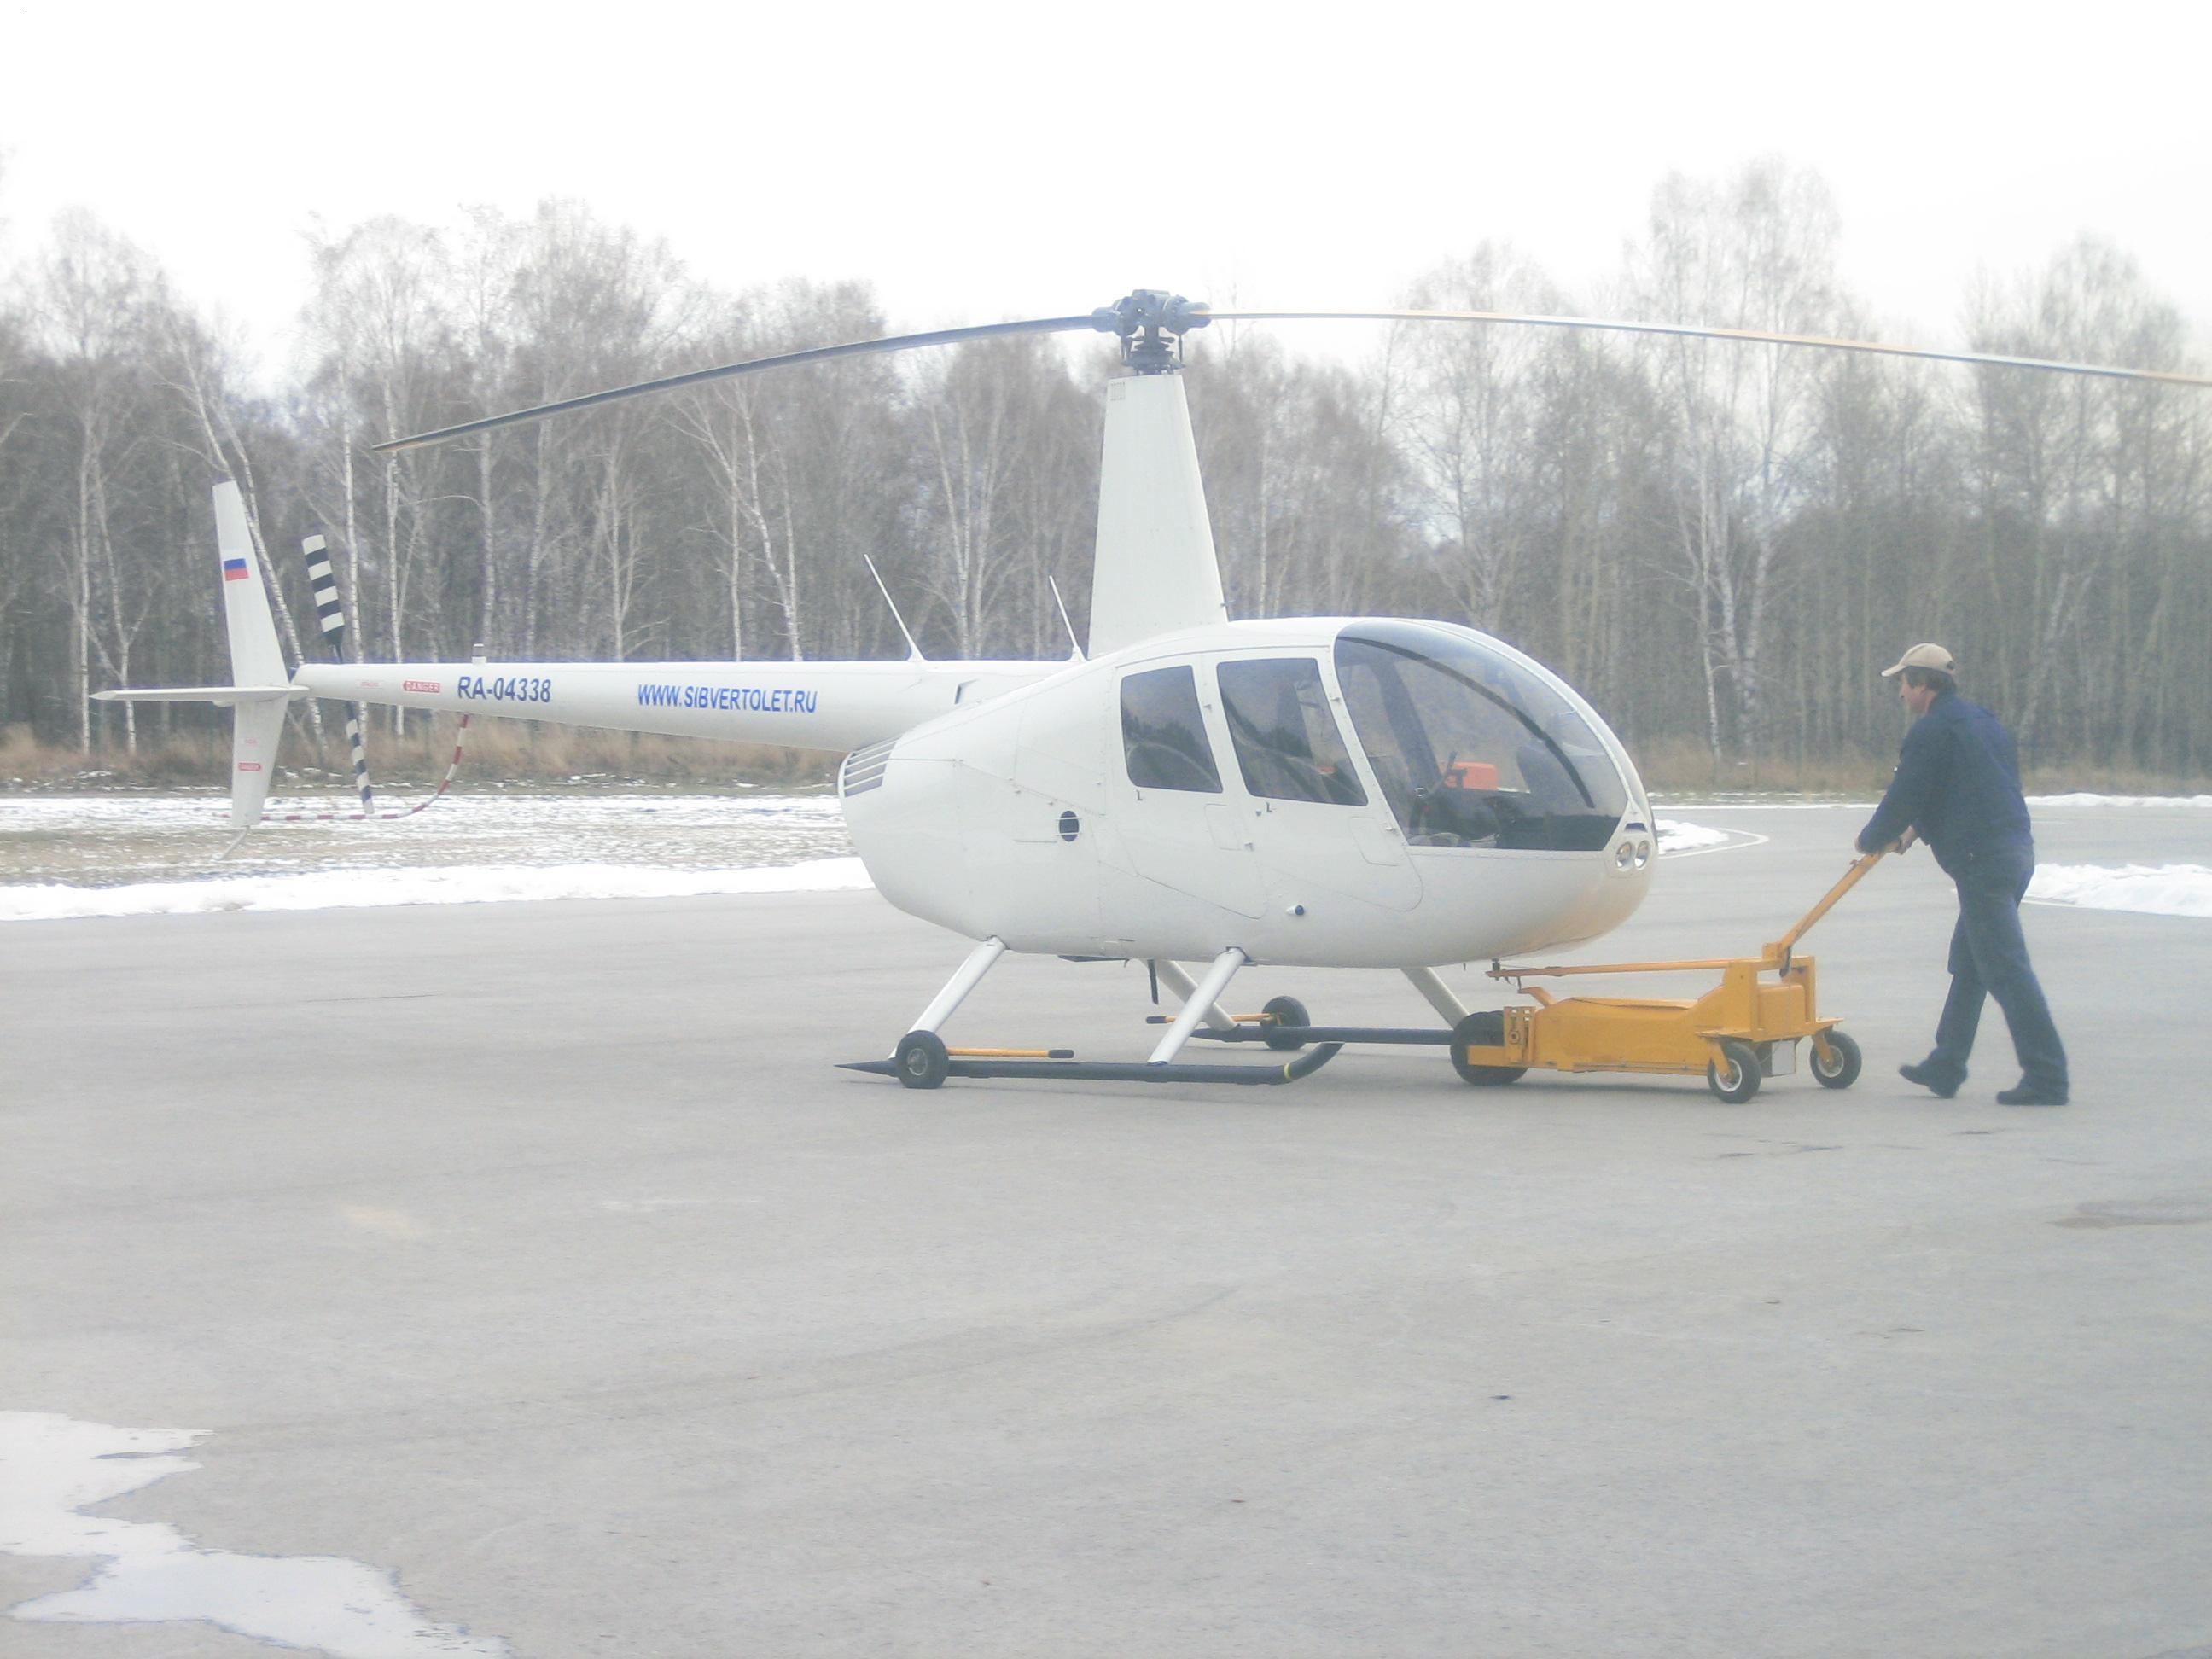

{"left": 301, "top": 533, "right": 374, "bottom": 812}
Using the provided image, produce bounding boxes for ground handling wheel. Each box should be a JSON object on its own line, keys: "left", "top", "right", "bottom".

{"left": 1261, "top": 995, "right": 1310, "bottom": 1051}
{"left": 894, "top": 1030, "right": 950, "bottom": 1090}
{"left": 1451, "top": 1010, "right": 1528, "bottom": 1087}
{"left": 1706, "top": 1038, "right": 1762, "bottom": 1103}
{"left": 1810, "top": 1028, "right": 1862, "bottom": 1090}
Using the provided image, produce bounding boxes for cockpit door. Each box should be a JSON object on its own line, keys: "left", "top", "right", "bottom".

{"left": 1212, "top": 654, "right": 1423, "bottom": 914}
{"left": 1109, "top": 661, "right": 1266, "bottom": 920}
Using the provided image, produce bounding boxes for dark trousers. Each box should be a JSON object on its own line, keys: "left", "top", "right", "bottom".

{"left": 1926, "top": 841, "right": 2069, "bottom": 1090}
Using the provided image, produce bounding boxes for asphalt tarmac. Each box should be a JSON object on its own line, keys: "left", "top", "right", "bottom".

{"left": 4, "top": 804, "right": 2209, "bottom": 1657}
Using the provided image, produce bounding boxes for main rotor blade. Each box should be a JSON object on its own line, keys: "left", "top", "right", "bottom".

{"left": 1195, "top": 308, "right": 2212, "bottom": 389}
{"left": 374, "top": 314, "right": 1102, "bottom": 453}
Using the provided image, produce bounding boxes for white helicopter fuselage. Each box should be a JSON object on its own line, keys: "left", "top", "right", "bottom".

{"left": 282, "top": 613, "right": 1651, "bottom": 970}
{"left": 843, "top": 616, "right": 1654, "bottom": 969}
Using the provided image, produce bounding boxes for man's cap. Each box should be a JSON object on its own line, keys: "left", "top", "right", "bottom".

{"left": 1881, "top": 643, "right": 1956, "bottom": 678}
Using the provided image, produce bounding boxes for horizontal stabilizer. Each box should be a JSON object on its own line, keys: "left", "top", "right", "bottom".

{"left": 94, "top": 686, "right": 300, "bottom": 705}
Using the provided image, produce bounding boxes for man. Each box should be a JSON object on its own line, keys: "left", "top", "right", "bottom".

{"left": 1856, "top": 643, "right": 2069, "bottom": 1106}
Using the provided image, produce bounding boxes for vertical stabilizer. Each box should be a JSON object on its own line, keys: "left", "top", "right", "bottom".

{"left": 1086, "top": 374, "right": 1227, "bottom": 656}
{"left": 216, "top": 482, "right": 286, "bottom": 689}
{"left": 214, "top": 482, "right": 290, "bottom": 827}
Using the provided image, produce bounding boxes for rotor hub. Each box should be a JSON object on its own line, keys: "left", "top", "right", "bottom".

{"left": 1090, "top": 290, "right": 1211, "bottom": 374}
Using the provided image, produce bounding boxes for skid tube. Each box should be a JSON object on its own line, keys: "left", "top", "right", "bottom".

{"left": 1179, "top": 1022, "right": 1454, "bottom": 1047}
{"left": 841, "top": 1044, "right": 1345, "bottom": 1086}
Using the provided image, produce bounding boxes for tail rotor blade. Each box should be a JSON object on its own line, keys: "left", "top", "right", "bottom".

{"left": 302, "top": 534, "right": 349, "bottom": 661}
{"left": 300, "top": 533, "right": 374, "bottom": 812}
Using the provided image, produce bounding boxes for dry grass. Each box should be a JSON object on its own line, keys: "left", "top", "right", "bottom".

{"left": 1632, "top": 735, "right": 2209, "bottom": 799}
{"left": 2015, "top": 761, "right": 2212, "bottom": 796}
{"left": 0, "top": 719, "right": 836, "bottom": 791}
{"left": 1633, "top": 739, "right": 1896, "bottom": 796}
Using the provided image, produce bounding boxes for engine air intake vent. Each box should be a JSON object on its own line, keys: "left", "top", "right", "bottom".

{"left": 841, "top": 739, "right": 896, "bottom": 796}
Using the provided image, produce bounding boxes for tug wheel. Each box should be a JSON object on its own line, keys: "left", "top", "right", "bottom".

{"left": 1707, "top": 1039, "right": 1762, "bottom": 1103}
{"left": 894, "top": 1030, "right": 950, "bottom": 1090}
{"left": 1261, "top": 995, "right": 1310, "bottom": 1051}
{"left": 1451, "top": 1011, "right": 1527, "bottom": 1087}
{"left": 1811, "top": 1029, "right": 1862, "bottom": 1090}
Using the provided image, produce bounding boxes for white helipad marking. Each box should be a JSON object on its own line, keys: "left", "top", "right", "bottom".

{"left": 0, "top": 1412, "right": 507, "bottom": 1656}
{"left": 2027, "top": 793, "right": 2212, "bottom": 809}
{"left": 2027, "top": 863, "right": 2212, "bottom": 919}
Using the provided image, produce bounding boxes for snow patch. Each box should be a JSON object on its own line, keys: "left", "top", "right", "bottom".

{"left": 2027, "top": 793, "right": 2212, "bottom": 809}
{"left": 1655, "top": 818, "right": 1736, "bottom": 854}
{"left": 2028, "top": 864, "right": 2212, "bottom": 919}
{"left": 0, "top": 856, "right": 874, "bottom": 922}
{"left": 0, "top": 1410, "right": 506, "bottom": 1656}
{"left": 1660, "top": 801, "right": 1879, "bottom": 812}
{"left": 1655, "top": 795, "right": 2210, "bottom": 812}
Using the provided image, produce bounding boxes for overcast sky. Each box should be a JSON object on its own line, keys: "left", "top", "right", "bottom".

{"left": 3, "top": 0, "right": 2205, "bottom": 382}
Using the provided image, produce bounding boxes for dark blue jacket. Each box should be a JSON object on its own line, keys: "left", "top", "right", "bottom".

{"left": 1857, "top": 691, "right": 2032, "bottom": 872}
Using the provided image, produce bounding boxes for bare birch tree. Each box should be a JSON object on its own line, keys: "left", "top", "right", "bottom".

{"left": 1632, "top": 160, "right": 1843, "bottom": 770}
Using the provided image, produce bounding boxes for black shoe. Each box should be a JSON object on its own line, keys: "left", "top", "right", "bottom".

{"left": 1899, "top": 1061, "right": 1959, "bottom": 1098}
{"left": 1997, "top": 1082, "right": 2069, "bottom": 1107}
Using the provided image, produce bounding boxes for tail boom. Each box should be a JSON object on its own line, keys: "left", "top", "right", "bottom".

{"left": 288, "top": 658, "right": 1057, "bottom": 754}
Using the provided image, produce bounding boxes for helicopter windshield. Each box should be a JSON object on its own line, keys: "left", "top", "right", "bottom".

{"left": 1334, "top": 622, "right": 1629, "bottom": 852}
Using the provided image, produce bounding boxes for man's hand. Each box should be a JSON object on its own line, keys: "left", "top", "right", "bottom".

{"left": 1893, "top": 828, "right": 1918, "bottom": 853}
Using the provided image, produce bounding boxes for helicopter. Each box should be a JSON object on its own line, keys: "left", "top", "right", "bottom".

{"left": 99, "top": 290, "right": 2208, "bottom": 1089}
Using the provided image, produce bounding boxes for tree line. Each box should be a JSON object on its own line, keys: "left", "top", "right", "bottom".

{"left": 2, "top": 161, "right": 2207, "bottom": 778}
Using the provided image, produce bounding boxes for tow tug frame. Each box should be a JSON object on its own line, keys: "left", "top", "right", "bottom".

{"left": 1452, "top": 852, "right": 1885, "bottom": 1102}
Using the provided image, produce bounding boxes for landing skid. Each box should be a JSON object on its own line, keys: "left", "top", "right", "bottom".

{"left": 840, "top": 1037, "right": 1346, "bottom": 1089}
{"left": 842, "top": 941, "right": 1357, "bottom": 1089}
{"left": 843, "top": 947, "right": 1469, "bottom": 1091}
{"left": 1185, "top": 1023, "right": 1453, "bottom": 1047}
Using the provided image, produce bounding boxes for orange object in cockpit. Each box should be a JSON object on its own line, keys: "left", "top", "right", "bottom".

{"left": 1442, "top": 760, "right": 1499, "bottom": 789}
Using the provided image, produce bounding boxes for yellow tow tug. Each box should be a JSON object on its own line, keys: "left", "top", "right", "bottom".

{"left": 1454, "top": 852, "right": 1886, "bottom": 1103}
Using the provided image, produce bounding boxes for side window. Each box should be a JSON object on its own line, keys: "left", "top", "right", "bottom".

{"left": 1121, "top": 665, "right": 1223, "bottom": 793}
{"left": 1217, "top": 658, "right": 1368, "bottom": 806}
